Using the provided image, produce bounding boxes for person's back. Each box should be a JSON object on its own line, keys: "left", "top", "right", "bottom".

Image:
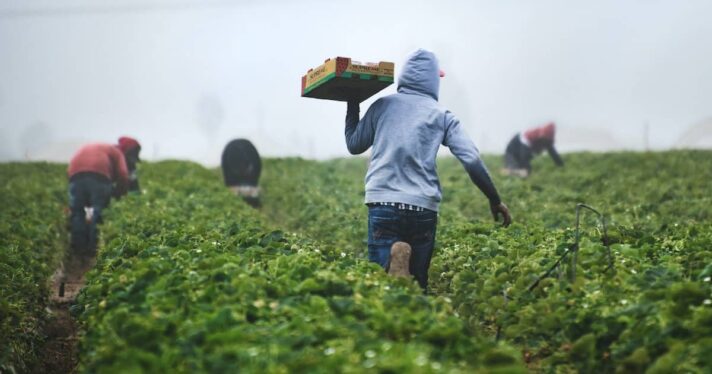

{"left": 357, "top": 88, "right": 446, "bottom": 211}
{"left": 221, "top": 138, "right": 261, "bottom": 207}
{"left": 503, "top": 122, "right": 563, "bottom": 177}
{"left": 523, "top": 123, "right": 556, "bottom": 153}
{"left": 68, "top": 143, "right": 126, "bottom": 184}
{"left": 348, "top": 50, "right": 493, "bottom": 212}
{"left": 67, "top": 140, "right": 130, "bottom": 255}
{"left": 221, "top": 139, "right": 261, "bottom": 186}
{"left": 345, "top": 49, "right": 511, "bottom": 290}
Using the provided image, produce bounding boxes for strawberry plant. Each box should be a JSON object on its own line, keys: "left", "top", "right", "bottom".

{"left": 4, "top": 151, "right": 711, "bottom": 373}
{"left": 76, "top": 161, "right": 523, "bottom": 373}
{"left": 0, "top": 163, "right": 67, "bottom": 373}
{"left": 260, "top": 151, "right": 712, "bottom": 372}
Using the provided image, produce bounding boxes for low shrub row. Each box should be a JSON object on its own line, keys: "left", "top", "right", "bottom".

{"left": 77, "top": 161, "right": 522, "bottom": 373}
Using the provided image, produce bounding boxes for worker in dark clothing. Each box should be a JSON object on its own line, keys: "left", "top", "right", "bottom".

{"left": 118, "top": 137, "right": 142, "bottom": 193}
{"left": 67, "top": 137, "right": 140, "bottom": 254}
{"left": 503, "top": 122, "right": 564, "bottom": 177}
{"left": 221, "top": 139, "right": 262, "bottom": 208}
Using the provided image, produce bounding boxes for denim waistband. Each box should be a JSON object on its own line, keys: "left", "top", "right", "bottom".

{"left": 69, "top": 172, "right": 111, "bottom": 184}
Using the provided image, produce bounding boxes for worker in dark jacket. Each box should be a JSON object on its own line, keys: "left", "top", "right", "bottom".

{"left": 67, "top": 137, "right": 140, "bottom": 254}
{"left": 503, "top": 122, "right": 564, "bottom": 177}
{"left": 221, "top": 139, "right": 261, "bottom": 208}
{"left": 344, "top": 49, "right": 511, "bottom": 291}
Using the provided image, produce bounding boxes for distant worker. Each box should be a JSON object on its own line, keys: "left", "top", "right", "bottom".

{"left": 67, "top": 137, "right": 141, "bottom": 255}
{"left": 344, "top": 49, "right": 512, "bottom": 291}
{"left": 503, "top": 122, "right": 564, "bottom": 177}
{"left": 221, "top": 139, "right": 261, "bottom": 208}
{"left": 119, "top": 136, "right": 142, "bottom": 193}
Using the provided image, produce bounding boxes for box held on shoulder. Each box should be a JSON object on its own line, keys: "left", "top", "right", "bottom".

{"left": 301, "top": 57, "right": 394, "bottom": 102}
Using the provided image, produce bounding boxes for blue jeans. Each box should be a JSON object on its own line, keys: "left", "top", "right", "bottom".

{"left": 367, "top": 205, "right": 438, "bottom": 290}
{"left": 68, "top": 173, "right": 113, "bottom": 254}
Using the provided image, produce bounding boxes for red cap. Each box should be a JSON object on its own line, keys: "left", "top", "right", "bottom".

{"left": 542, "top": 122, "right": 555, "bottom": 139}
{"left": 524, "top": 122, "right": 556, "bottom": 143}
{"left": 439, "top": 69, "right": 446, "bottom": 78}
{"left": 117, "top": 136, "right": 141, "bottom": 154}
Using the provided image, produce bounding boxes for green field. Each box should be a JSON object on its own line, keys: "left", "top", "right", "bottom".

{"left": 0, "top": 163, "right": 67, "bottom": 373}
{"left": 1, "top": 151, "right": 711, "bottom": 373}
{"left": 261, "top": 151, "right": 712, "bottom": 372}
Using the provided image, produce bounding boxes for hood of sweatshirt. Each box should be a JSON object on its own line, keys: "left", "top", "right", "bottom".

{"left": 397, "top": 49, "right": 440, "bottom": 101}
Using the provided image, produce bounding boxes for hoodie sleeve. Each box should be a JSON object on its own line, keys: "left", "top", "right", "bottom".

{"left": 443, "top": 112, "right": 501, "bottom": 205}
{"left": 344, "top": 100, "right": 379, "bottom": 155}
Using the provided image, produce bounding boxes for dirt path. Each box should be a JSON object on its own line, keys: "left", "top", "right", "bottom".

{"left": 32, "top": 254, "right": 96, "bottom": 373}
{"left": 34, "top": 303, "right": 79, "bottom": 373}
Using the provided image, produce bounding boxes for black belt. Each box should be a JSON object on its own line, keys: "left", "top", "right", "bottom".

{"left": 368, "top": 202, "right": 426, "bottom": 212}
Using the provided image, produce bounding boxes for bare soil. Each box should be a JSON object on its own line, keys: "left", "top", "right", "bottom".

{"left": 32, "top": 253, "right": 96, "bottom": 373}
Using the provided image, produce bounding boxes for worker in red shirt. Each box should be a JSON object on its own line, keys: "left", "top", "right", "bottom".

{"left": 67, "top": 137, "right": 141, "bottom": 254}
{"left": 503, "top": 122, "right": 564, "bottom": 177}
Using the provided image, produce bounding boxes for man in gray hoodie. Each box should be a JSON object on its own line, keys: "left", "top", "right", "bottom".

{"left": 345, "top": 49, "right": 512, "bottom": 290}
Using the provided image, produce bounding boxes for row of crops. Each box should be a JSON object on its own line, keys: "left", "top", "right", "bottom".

{"left": 260, "top": 151, "right": 712, "bottom": 372}
{"left": 1, "top": 151, "right": 711, "bottom": 373}
{"left": 73, "top": 161, "right": 522, "bottom": 373}
{"left": 0, "top": 163, "right": 67, "bottom": 373}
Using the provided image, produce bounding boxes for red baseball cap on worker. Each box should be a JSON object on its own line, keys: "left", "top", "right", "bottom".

{"left": 117, "top": 136, "right": 141, "bottom": 157}
{"left": 542, "top": 122, "right": 555, "bottom": 139}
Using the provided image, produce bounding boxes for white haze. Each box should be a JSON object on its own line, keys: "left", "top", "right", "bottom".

{"left": 1, "top": 0, "right": 711, "bottom": 165}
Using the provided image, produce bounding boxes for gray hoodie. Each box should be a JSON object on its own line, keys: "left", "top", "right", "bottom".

{"left": 345, "top": 49, "right": 500, "bottom": 212}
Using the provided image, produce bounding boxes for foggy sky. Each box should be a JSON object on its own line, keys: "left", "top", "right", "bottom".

{"left": 1, "top": 0, "right": 711, "bottom": 165}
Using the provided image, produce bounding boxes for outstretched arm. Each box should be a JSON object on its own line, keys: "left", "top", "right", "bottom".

{"left": 547, "top": 145, "right": 564, "bottom": 167}
{"left": 443, "top": 112, "right": 511, "bottom": 226}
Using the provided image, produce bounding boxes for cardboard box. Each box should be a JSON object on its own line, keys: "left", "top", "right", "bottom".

{"left": 301, "top": 57, "right": 394, "bottom": 102}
